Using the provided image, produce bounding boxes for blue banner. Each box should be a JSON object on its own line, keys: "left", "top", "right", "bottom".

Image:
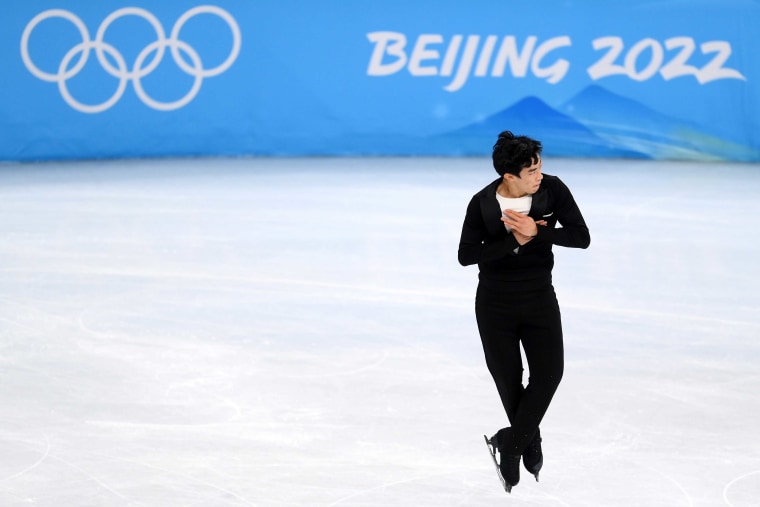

{"left": 1, "top": 1, "right": 758, "bottom": 161}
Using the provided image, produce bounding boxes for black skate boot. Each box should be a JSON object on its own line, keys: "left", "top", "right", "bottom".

{"left": 485, "top": 429, "right": 520, "bottom": 493}
{"left": 522, "top": 429, "right": 543, "bottom": 482}
{"left": 499, "top": 451, "right": 521, "bottom": 492}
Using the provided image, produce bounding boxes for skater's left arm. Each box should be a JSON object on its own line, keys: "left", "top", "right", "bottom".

{"left": 534, "top": 178, "right": 590, "bottom": 249}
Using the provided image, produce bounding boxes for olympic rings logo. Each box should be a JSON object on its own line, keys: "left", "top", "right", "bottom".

{"left": 20, "top": 6, "right": 241, "bottom": 113}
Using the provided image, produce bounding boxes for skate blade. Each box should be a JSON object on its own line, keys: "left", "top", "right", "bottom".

{"left": 484, "top": 434, "right": 511, "bottom": 494}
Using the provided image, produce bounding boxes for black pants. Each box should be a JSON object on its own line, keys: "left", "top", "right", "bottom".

{"left": 475, "top": 284, "right": 564, "bottom": 455}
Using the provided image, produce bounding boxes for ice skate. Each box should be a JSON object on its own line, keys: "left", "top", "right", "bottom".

{"left": 522, "top": 430, "right": 543, "bottom": 482}
{"left": 484, "top": 431, "right": 520, "bottom": 493}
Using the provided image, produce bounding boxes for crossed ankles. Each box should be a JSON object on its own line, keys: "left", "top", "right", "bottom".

{"left": 488, "top": 427, "right": 544, "bottom": 493}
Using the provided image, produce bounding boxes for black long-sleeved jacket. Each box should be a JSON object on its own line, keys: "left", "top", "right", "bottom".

{"left": 458, "top": 174, "right": 590, "bottom": 291}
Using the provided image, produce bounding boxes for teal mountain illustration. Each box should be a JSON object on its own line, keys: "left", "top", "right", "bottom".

{"left": 560, "top": 85, "right": 758, "bottom": 162}
{"left": 433, "top": 86, "right": 758, "bottom": 161}
{"left": 433, "top": 96, "right": 645, "bottom": 158}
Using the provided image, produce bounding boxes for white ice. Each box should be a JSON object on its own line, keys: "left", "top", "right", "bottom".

{"left": 0, "top": 157, "right": 759, "bottom": 506}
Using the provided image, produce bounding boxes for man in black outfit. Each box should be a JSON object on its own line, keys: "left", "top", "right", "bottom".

{"left": 458, "top": 131, "right": 590, "bottom": 492}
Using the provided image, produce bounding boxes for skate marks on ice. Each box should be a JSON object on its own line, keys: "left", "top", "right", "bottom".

{"left": 1, "top": 436, "right": 259, "bottom": 506}
{"left": 554, "top": 303, "right": 759, "bottom": 507}
{"left": 325, "top": 467, "right": 575, "bottom": 507}
{"left": 723, "top": 470, "right": 760, "bottom": 507}
{"left": 0, "top": 433, "right": 51, "bottom": 484}
{"left": 1, "top": 157, "right": 760, "bottom": 505}
{"left": 325, "top": 470, "right": 481, "bottom": 507}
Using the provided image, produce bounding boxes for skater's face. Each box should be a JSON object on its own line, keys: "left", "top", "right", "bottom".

{"left": 504, "top": 156, "right": 543, "bottom": 197}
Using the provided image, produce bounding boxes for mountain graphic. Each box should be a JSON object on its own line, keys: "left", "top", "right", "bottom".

{"left": 560, "top": 85, "right": 759, "bottom": 161}
{"left": 431, "top": 96, "right": 647, "bottom": 158}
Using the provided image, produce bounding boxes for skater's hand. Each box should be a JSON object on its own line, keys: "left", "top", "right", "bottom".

{"left": 512, "top": 231, "right": 534, "bottom": 245}
{"left": 502, "top": 210, "right": 546, "bottom": 243}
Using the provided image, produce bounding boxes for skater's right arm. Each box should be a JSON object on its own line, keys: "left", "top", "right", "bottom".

{"left": 458, "top": 195, "right": 520, "bottom": 266}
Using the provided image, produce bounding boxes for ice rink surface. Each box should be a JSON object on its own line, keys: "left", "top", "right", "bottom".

{"left": 1, "top": 156, "right": 759, "bottom": 506}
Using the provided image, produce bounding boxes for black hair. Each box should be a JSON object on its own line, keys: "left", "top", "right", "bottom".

{"left": 492, "top": 131, "right": 543, "bottom": 177}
